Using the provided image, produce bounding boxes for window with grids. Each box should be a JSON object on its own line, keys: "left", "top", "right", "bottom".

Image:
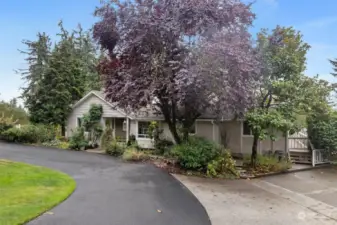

{"left": 138, "top": 121, "right": 151, "bottom": 138}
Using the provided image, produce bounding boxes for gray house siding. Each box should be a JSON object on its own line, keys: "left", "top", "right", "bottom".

{"left": 66, "top": 92, "right": 286, "bottom": 154}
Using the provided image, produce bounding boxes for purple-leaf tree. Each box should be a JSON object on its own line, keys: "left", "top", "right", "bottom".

{"left": 93, "top": 0, "right": 261, "bottom": 144}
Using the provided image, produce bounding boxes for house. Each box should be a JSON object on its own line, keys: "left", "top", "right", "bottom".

{"left": 66, "top": 91, "right": 287, "bottom": 156}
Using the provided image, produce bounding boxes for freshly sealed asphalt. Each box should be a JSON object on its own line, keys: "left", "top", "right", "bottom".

{"left": 0, "top": 142, "right": 211, "bottom": 225}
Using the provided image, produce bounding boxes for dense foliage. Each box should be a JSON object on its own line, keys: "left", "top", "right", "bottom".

{"left": 68, "top": 128, "right": 88, "bottom": 150}
{"left": 171, "top": 137, "right": 220, "bottom": 170}
{"left": 148, "top": 121, "right": 174, "bottom": 154}
{"left": 1, "top": 124, "right": 55, "bottom": 143}
{"left": 106, "top": 140, "right": 126, "bottom": 156}
{"left": 82, "top": 104, "right": 103, "bottom": 147}
{"left": 207, "top": 150, "right": 239, "bottom": 178}
{"left": 94, "top": 0, "right": 260, "bottom": 144}
{"left": 307, "top": 112, "right": 337, "bottom": 157}
{"left": 0, "top": 99, "right": 28, "bottom": 126}
{"left": 245, "top": 26, "right": 334, "bottom": 166}
{"left": 19, "top": 22, "right": 101, "bottom": 133}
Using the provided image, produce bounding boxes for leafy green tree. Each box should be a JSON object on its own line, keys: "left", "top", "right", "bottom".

{"left": 247, "top": 26, "right": 312, "bottom": 166}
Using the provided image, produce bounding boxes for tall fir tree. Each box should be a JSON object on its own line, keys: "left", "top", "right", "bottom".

{"left": 19, "top": 21, "right": 100, "bottom": 133}
{"left": 329, "top": 58, "right": 337, "bottom": 77}
{"left": 19, "top": 32, "right": 51, "bottom": 113}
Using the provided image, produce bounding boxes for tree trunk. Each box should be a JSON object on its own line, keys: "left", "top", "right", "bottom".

{"left": 61, "top": 124, "right": 66, "bottom": 137}
{"left": 183, "top": 129, "right": 189, "bottom": 142}
{"left": 251, "top": 134, "right": 259, "bottom": 167}
{"left": 167, "top": 121, "right": 181, "bottom": 144}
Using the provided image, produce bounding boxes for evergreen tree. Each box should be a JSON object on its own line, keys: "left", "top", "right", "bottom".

{"left": 19, "top": 21, "right": 100, "bottom": 134}
{"left": 329, "top": 58, "right": 337, "bottom": 77}
{"left": 19, "top": 33, "right": 51, "bottom": 113}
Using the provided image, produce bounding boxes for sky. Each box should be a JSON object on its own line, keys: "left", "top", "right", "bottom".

{"left": 0, "top": 0, "right": 337, "bottom": 102}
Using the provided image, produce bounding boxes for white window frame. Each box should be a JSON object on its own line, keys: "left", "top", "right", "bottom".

{"left": 137, "top": 121, "right": 151, "bottom": 139}
{"left": 242, "top": 121, "right": 253, "bottom": 136}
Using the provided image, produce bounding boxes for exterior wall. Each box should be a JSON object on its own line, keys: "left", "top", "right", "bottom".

{"left": 129, "top": 119, "right": 154, "bottom": 149}
{"left": 219, "top": 121, "right": 242, "bottom": 154}
{"left": 66, "top": 94, "right": 125, "bottom": 137}
{"left": 241, "top": 125, "right": 286, "bottom": 156}
{"left": 130, "top": 119, "right": 218, "bottom": 149}
{"left": 196, "top": 121, "right": 212, "bottom": 141}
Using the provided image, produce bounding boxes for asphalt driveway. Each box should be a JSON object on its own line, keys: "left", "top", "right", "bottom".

{"left": 0, "top": 142, "right": 211, "bottom": 225}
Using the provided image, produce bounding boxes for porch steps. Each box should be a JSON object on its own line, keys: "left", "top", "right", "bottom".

{"left": 289, "top": 149, "right": 312, "bottom": 164}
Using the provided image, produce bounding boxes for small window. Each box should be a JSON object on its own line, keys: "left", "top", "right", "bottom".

{"left": 77, "top": 118, "right": 83, "bottom": 128}
{"left": 243, "top": 121, "right": 252, "bottom": 135}
{"left": 138, "top": 121, "right": 151, "bottom": 138}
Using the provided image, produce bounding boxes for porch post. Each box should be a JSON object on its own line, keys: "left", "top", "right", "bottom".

{"left": 113, "top": 118, "right": 116, "bottom": 139}
{"left": 126, "top": 117, "right": 130, "bottom": 142}
{"left": 240, "top": 121, "right": 243, "bottom": 155}
{"left": 285, "top": 131, "right": 289, "bottom": 161}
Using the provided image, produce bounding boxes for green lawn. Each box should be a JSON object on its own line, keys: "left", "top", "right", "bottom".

{"left": 0, "top": 159, "right": 76, "bottom": 225}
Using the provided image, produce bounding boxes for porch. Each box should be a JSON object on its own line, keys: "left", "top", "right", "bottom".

{"left": 288, "top": 131, "right": 329, "bottom": 167}
{"left": 103, "top": 117, "right": 130, "bottom": 142}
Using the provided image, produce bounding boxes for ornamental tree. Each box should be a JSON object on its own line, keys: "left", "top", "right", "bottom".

{"left": 94, "top": 0, "right": 260, "bottom": 143}
{"left": 245, "top": 26, "right": 334, "bottom": 166}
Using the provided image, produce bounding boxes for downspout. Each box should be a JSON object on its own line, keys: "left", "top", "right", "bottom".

{"left": 211, "top": 120, "right": 216, "bottom": 142}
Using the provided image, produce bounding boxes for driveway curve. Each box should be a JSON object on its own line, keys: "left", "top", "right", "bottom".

{"left": 0, "top": 142, "right": 210, "bottom": 225}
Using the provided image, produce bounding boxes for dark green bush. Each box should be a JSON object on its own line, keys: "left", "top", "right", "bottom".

{"left": 155, "top": 139, "right": 174, "bottom": 155}
{"left": 1, "top": 124, "right": 55, "bottom": 143}
{"left": 69, "top": 128, "right": 88, "bottom": 151}
{"left": 171, "top": 136, "right": 220, "bottom": 170}
{"left": 127, "top": 134, "right": 137, "bottom": 146}
{"left": 307, "top": 113, "right": 337, "bottom": 157}
{"left": 106, "top": 140, "right": 126, "bottom": 156}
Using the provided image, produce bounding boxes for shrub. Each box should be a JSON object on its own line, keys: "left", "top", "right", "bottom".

{"left": 171, "top": 136, "right": 220, "bottom": 170}
{"left": 42, "top": 139, "right": 70, "bottom": 149}
{"left": 243, "top": 154, "right": 291, "bottom": 173}
{"left": 207, "top": 150, "right": 239, "bottom": 178}
{"left": 1, "top": 124, "right": 55, "bottom": 143}
{"left": 127, "top": 134, "right": 137, "bottom": 146}
{"left": 155, "top": 139, "right": 174, "bottom": 155}
{"left": 106, "top": 140, "right": 126, "bottom": 156}
{"left": 101, "top": 126, "right": 114, "bottom": 150}
{"left": 69, "top": 128, "right": 88, "bottom": 151}
{"left": 122, "top": 147, "right": 150, "bottom": 162}
{"left": 0, "top": 113, "right": 17, "bottom": 135}
{"left": 307, "top": 112, "right": 337, "bottom": 158}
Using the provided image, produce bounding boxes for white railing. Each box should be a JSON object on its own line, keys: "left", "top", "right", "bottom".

{"left": 312, "top": 149, "right": 329, "bottom": 167}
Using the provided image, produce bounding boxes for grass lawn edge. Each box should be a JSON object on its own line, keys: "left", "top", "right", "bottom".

{"left": 0, "top": 160, "right": 76, "bottom": 225}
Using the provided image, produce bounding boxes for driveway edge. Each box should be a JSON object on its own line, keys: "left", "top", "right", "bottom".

{"left": 171, "top": 174, "right": 212, "bottom": 225}
{"left": 240, "top": 164, "right": 334, "bottom": 179}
